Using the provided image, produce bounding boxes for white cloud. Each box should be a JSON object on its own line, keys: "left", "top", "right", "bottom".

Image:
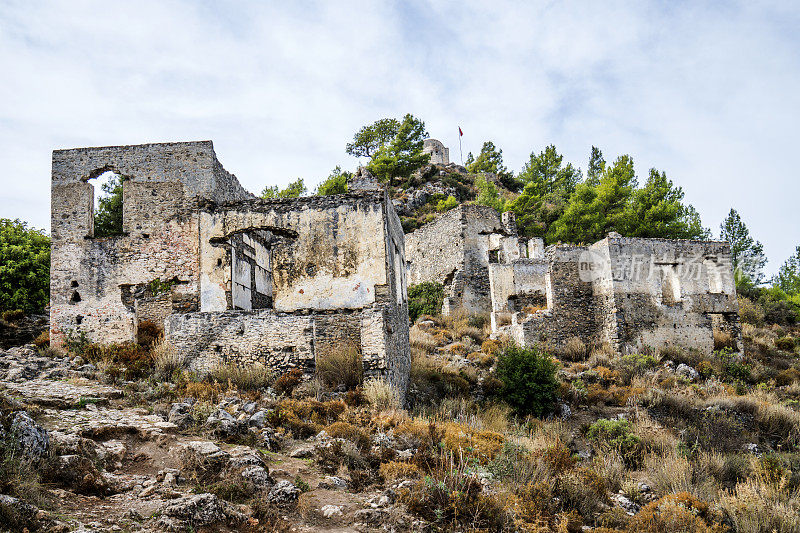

{"left": 0, "top": 0, "right": 797, "bottom": 272}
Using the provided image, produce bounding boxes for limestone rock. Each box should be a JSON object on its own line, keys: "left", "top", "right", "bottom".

{"left": 154, "top": 493, "right": 245, "bottom": 530}
{"left": 318, "top": 475, "right": 348, "bottom": 490}
{"left": 241, "top": 465, "right": 273, "bottom": 488}
{"left": 676, "top": 363, "right": 699, "bottom": 382}
{"left": 248, "top": 409, "right": 267, "bottom": 428}
{"left": 267, "top": 480, "right": 300, "bottom": 505}
{"left": 11, "top": 411, "right": 49, "bottom": 460}
{"left": 0, "top": 378, "right": 121, "bottom": 408}
{"left": 321, "top": 504, "right": 343, "bottom": 518}
{"left": 0, "top": 493, "right": 40, "bottom": 529}
{"left": 167, "top": 402, "right": 194, "bottom": 429}
{"left": 611, "top": 493, "right": 640, "bottom": 515}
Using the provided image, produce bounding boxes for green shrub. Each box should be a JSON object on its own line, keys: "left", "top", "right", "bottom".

{"left": 494, "top": 344, "right": 559, "bottom": 417}
{"left": 586, "top": 418, "right": 642, "bottom": 466}
{"left": 0, "top": 219, "right": 50, "bottom": 313}
{"left": 435, "top": 195, "right": 459, "bottom": 212}
{"left": 316, "top": 166, "right": 350, "bottom": 196}
{"left": 776, "top": 336, "right": 797, "bottom": 351}
{"left": 408, "top": 282, "right": 444, "bottom": 322}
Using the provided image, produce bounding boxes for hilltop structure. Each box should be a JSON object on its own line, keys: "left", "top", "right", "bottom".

{"left": 49, "top": 141, "right": 410, "bottom": 397}
{"left": 422, "top": 138, "right": 449, "bottom": 165}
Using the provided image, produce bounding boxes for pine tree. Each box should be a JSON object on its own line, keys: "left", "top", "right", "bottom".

{"left": 587, "top": 146, "right": 605, "bottom": 186}
{"left": 775, "top": 245, "right": 800, "bottom": 296}
{"left": 345, "top": 118, "right": 400, "bottom": 159}
{"left": 621, "top": 168, "right": 709, "bottom": 239}
{"left": 518, "top": 145, "right": 581, "bottom": 196}
{"left": 466, "top": 141, "right": 519, "bottom": 191}
{"left": 719, "top": 209, "right": 767, "bottom": 286}
{"left": 94, "top": 174, "right": 124, "bottom": 237}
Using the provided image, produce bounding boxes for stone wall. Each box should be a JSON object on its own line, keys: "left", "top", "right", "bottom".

{"left": 422, "top": 139, "right": 449, "bottom": 165}
{"left": 50, "top": 141, "right": 248, "bottom": 346}
{"left": 494, "top": 235, "right": 741, "bottom": 356}
{"left": 50, "top": 141, "right": 411, "bottom": 399}
{"left": 597, "top": 234, "right": 740, "bottom": 354}
{"left": 197, "top": 192, "right": 393, "bottom": 313}
{"left": 488, "top": 259, "right": 548, "bottom": 315}
{"left": 166, "top": 187, "right": 411, "bottom": 398}
{"left": 406, "top": 205, "right": 526, "bottom": 315}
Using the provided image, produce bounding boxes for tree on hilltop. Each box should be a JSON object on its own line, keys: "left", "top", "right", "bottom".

{"left": 367, "top": 114, "right": 429, "bottom": 187}
{"left": 345, "top": 118, "right": 401, "bottom": 159}
{"left": 467, "top": 141, "right": 520, "bottom": 191}
{"left": 775, "top": 245, "right": 800, "bottom": 296}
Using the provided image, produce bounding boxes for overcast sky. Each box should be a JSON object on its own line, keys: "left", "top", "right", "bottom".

{"left": 0, "top": 1, "right": 797, "bottom": 273}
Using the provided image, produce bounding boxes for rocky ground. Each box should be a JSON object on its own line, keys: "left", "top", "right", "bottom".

{"left": 0, "top": 345, "right": 421, "bottom": 532}
{"left": 1, "top": 313, "right": 799, "bottom": 532}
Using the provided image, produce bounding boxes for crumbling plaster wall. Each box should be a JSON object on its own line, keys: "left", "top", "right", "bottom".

{"left": 488, "top": 259, "right": 549, "bottom": 314}
{"left": 512, "top": 245, "right": 601, "bottom": 348}
{"left": 197, "top": 192, "right": 391, "bottom": 313}
{"left": 598, "top": 235, "right": 740, "bottom": 354}
{"left": 497, "top": 236, "right": 741, "bottom": 355}
{"left": 405, "top": 205, "right": 521, "bottom": 315}
{"left": 50, "top": 141, "right": 250, "bottom": 346}
{"left": 170, "top": 189, "right": 411, "bottom": 397}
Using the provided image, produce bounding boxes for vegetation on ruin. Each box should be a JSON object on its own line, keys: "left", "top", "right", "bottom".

{"left": 260, "top": 177, "right": 307, "bottom": 199}
{"left": 407, "top": 281, "right": 444, "bottom": 322}
{"left": 315, "top": 165, "right": 350, "bottom": 195}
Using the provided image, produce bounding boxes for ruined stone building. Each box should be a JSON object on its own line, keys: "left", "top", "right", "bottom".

{"left": 422, "top": 139, "right": 450, "bottom": 165}
{"left": 50, "top": 141, "right": 410, "bottom": 395}
{"left": 405, "top": 202, "right": 740, "bottom": 355}
{"left": 490, "top": 233, "right": 741, "bottom": 355}
{"left": 405, "top": 205, "right": 543, "bottom": 314}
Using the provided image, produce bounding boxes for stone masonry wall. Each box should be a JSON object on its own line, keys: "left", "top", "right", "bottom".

{"left": 50, "top": 141, "right": 250, "bottom": 346}
{"left": 497, "top": 236, "right": 741, "bottom": 356}
{"left": 599, "top": 235, "right": 740, "bottom": 354}
{"left": 515, "top": 245, "right": 601, "bottom": 349}
{"left": 405, "top": 205, "right": 517, "bottom": 315}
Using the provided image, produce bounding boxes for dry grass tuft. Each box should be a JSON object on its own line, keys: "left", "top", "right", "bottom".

{"left": 363, "top": 378, "right": 400, "bottom": 411}
{"left": 316, "top": 341, "right": 363, "bottom": 391}
{"left": 713, "top": 330, "right": 736, "bottom": 351}
{"left": 152, "top": 340, "right": 184, "bottom": 379}
{"left": 561, "top": 337, "right": 588, "bottom": 362}
{"left": 208, "top": 361, "right": 273, "bottom": 391}
{"left": 410, "top": 327, "right": 438, "bottom": 354}
{"left": 379, "top": 460, "right": 421, "bottom": 481}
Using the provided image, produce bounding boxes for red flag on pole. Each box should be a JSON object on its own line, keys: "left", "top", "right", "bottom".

{"left": 459, "top": 126, "right": 463, "bottom": 136}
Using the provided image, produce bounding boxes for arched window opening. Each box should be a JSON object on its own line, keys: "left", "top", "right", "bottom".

{"left": 90, "top": 170, "right": 124, "bottom": 237}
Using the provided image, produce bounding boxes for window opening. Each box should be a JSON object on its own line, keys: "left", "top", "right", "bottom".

{"left": 90, "top": 170, "right": 124, "bottom": 237}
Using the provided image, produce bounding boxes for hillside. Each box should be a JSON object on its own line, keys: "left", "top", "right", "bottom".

{"left": 388, "top": 163, "right": 513, "bottom": 233}
{"left": 1, "top": 302, "right": 799, "bottom": 531}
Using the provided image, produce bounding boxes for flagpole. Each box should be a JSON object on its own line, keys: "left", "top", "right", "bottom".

{"left": 458, "top": 127, "right": 463, "bottom": 165}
